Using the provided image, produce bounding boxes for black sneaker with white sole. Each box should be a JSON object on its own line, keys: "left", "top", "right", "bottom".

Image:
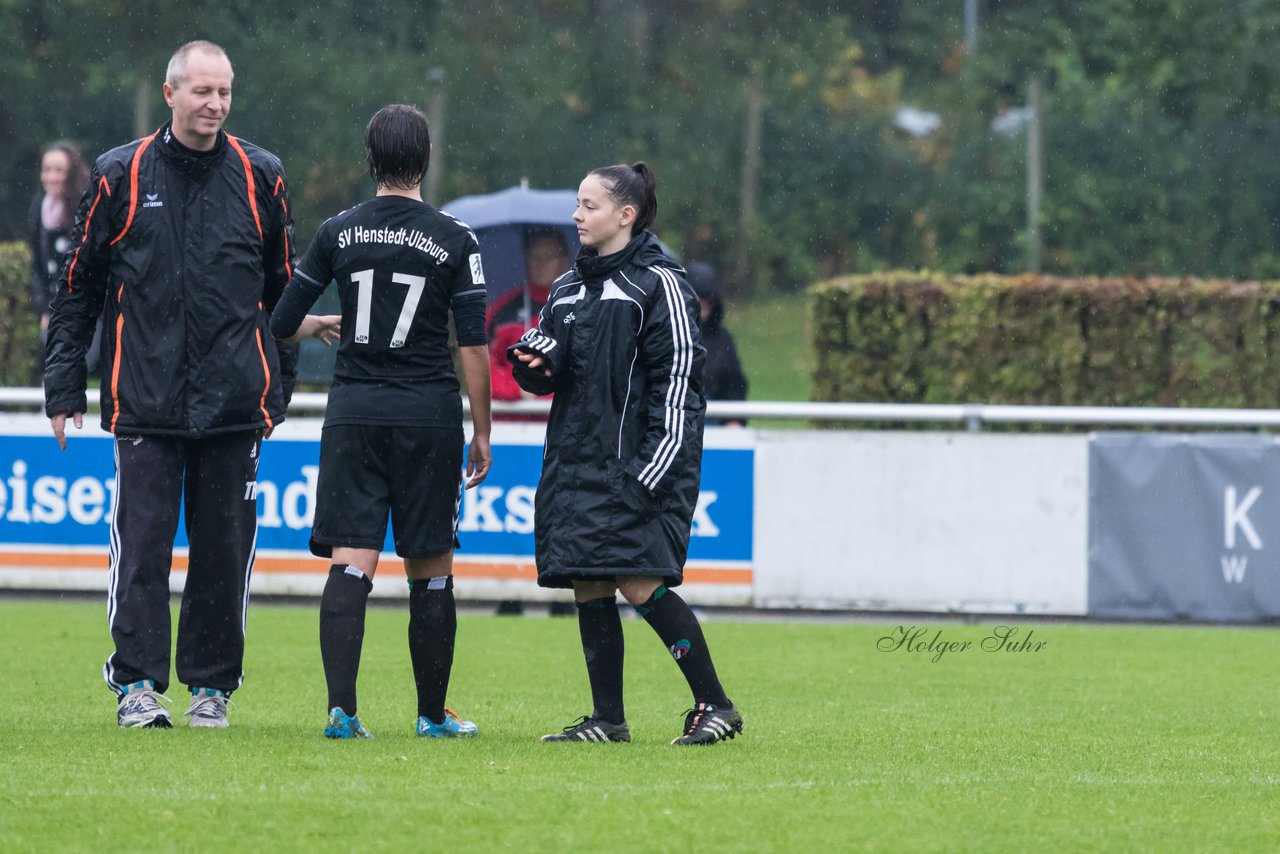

{"left": 541, "top": 715, "right": 631, "bottom": 743}
{"left": 671, "top": 702, "right": 743, "bottom": 745}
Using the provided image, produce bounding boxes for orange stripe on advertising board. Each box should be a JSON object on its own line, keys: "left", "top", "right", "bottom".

{"left": 0, "top": 549, "right": 751, "bottom": 585}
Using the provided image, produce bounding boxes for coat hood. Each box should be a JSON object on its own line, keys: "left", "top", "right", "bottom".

{"left": 684, "top": 261, "right": 724, "bottom": 332}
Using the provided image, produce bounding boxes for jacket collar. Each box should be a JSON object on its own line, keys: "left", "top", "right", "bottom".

{"left": 574, "top": 231, "right": 666, "bottom": 282}
{"left": 157, "top": 122, "right": 227, "bottom": 179}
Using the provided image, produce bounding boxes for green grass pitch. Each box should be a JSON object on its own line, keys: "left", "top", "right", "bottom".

{"left": 0, "top": 598, "right": 1276, "bottom": 851}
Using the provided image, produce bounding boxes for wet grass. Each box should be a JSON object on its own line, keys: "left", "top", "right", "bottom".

{"left": 2, "top": 600, "right": 1277, "bottom": 851}
{"left": 726, "top": 292, "right": 813, "bottom": 404}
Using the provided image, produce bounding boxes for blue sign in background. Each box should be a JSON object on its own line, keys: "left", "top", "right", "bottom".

{"left": 0, "top": 434, "right": 117, "bottom": 547}
{"left": 0, "top": 434, "right": 753, "bottom": 563}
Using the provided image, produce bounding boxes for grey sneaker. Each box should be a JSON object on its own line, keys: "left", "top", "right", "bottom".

{"left": 117, "top": 680, "right": 173, "bottom": 728}
{"left": 541, "top": 714, "right": 631, "bottom": 743}
{"left": 185, "top": 687, "right": 233, "bottom": 728}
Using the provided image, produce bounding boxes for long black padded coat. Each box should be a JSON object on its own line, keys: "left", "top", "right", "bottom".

{"left": 508, "top": 231, "right": 706, "bottom": 588}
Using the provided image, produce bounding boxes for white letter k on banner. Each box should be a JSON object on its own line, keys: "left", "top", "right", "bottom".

{"left": 1224, "top": 486, "right": 1263, "bottom": 550}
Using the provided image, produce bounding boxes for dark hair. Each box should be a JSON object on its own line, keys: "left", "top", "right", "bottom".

{"left": 588, "top": 161, "right": 658, "bottom": 235}
{"left": 43, "top": 140, "right": 90, "bottom": 230}
{"left": 365, "top": 104, "right": 431, "bottom": 190}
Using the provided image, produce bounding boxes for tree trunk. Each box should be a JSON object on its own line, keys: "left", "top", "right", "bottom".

{"left": 134, "top": 72, "right": 152, "bottom": 139}
{"left": 735, "top": 68, "right": 764, "bottom": 294}
{"left": 1026, "top": 75, "right": 1043, "bottom": 273}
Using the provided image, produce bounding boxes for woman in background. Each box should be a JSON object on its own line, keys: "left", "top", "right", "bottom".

{"left": 28, "top": 141, "right": 91, "bottom": 370}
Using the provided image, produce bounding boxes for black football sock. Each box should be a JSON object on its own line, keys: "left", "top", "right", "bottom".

{"left": 408, "top": 576, "right": 457, "bottom": 724}
{"left": 577, "top": 595, "right": 626, "bottom": 725}
{"left": 319, "top": 564, "right": 372, "bottom": 716}
{"left": 635, "top": 586, "right": 730, "bottom": 707}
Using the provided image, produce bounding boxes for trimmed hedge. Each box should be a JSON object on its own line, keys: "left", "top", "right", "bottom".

{"left": 0, "top": 242, "right": 39, "bottom": 387}
{"left": 811, "top": 273, "right": 1280, "bottom": 408}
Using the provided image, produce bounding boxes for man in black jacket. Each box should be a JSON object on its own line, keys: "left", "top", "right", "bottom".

{"left": 44, "top": 41, "right": 298, "bottom": 729}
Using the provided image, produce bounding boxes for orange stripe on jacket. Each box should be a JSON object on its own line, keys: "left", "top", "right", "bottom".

{"left": 272, "top": 175, "right": 292, "bottom": 278}
{"left": 225, "top": 139, "right": 272, "bottom": 428}
{"left": 110, "top": 130, "right": 160, "bottom": 247}
{"left": 65, "top": 176, "right": 112, "bottom": 293}
{"left": 254, "top": 303, "right": 274, "bottom": 429}
{"left": 226, "top": 135, "right": 263, "bottom": 241}
{"left": 109, "top": 283, "right": 126, "bottom": 433}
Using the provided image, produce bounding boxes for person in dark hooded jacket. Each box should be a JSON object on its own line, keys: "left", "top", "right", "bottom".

{"left": 684, "top": 261, "right": 749, "bottom": 426}
{"left": 509, "top": 162, "right": 744, "bottom": 746}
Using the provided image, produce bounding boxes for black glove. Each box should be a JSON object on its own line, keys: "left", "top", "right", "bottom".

{"left": 506, "top": 343, "right": 556, "bottom": 396}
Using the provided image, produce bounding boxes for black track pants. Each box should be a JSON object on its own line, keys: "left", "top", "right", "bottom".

{"left": 103, "top": 430, "right": 262, "bottom": 696}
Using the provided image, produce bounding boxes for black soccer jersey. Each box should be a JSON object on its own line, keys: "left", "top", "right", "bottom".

{"left": 271, "top": 195, "right": 487, "bottom": 428}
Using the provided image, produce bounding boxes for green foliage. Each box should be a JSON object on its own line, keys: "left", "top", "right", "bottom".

{"left": 2, "top": 600, "right": 1278, "bottom": 849}
{"left": 812, "top": 272, "right": 1280, "bottom": 408}
{"left": 5, "top": 2, "right": 1280, "bottom": 294}
{"left": 0, "top": 242, "right": 40, "bottom": 386}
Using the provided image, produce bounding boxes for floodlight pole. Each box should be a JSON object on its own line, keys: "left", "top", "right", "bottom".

{"left": 964, "top": 0, "right": 979, "bottom": 54}
{"left": 425, "top": 67, "right": 446, "bottom": 206}
{"left": 735, "top": 67, "right": 764, "bottom": 294}
{"left": 134, "top": 71, "right": 151, "bottom": 139}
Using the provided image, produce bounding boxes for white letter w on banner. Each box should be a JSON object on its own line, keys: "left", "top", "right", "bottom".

{"left": 1224, "top": 486, "right": 1263, "bottom": 550}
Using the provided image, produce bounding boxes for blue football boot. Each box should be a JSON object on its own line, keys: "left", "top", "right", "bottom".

{"left": 325, "top": 707, "right": 373, "bottom": 739}
{"left": 416, "top": 708, "right": 478, "bottom": 738}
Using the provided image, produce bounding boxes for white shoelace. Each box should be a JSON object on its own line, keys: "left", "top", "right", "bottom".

{"left": 120, "top": 689, "right": 173, "bottom": 716}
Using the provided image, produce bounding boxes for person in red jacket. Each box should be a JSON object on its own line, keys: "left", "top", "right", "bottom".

{"left": 488, "top": 229, "right": 569, "bottom": 417}
{"left": 44, "top": 41, "right": 302, "bottom": 731}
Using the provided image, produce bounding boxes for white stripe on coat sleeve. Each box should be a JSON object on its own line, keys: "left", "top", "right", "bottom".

{"left": 638, "top": 266, "right": 695, "bottom": 490}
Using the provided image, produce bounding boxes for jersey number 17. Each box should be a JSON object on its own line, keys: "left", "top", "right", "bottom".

{"left": 350, "top": 268, "right": 424, "bottom": 349}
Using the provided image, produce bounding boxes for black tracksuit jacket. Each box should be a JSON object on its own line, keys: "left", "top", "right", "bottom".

{"left": 44, "top": 124, "right": 296, "bottom": 435}
{"left": 509, "top": 231, "right": 706, "bottom": 587}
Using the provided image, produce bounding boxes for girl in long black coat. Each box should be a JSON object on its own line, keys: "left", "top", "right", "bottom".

{"left": 509, "top": 162, "right": 744, "bottom": 746}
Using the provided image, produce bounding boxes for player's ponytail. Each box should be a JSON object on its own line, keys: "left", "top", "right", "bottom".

{"left": 589, "top": 161, "right": 659, "bottom": 235}
{"left": 629, "top": 162, "right": 658, "bottom": 234}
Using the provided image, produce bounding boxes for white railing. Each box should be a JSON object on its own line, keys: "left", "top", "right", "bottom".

{"left": 9, "top": 387, "right": 1280, "bottom": 430}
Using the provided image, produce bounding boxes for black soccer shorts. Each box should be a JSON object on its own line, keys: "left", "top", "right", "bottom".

{"left": 310, "top": 424, "right": 463, "bottom": 559}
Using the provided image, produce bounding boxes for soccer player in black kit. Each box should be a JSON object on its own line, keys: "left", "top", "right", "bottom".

{"left": 271, "top": 104, "right": 492, "bottom": 739}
